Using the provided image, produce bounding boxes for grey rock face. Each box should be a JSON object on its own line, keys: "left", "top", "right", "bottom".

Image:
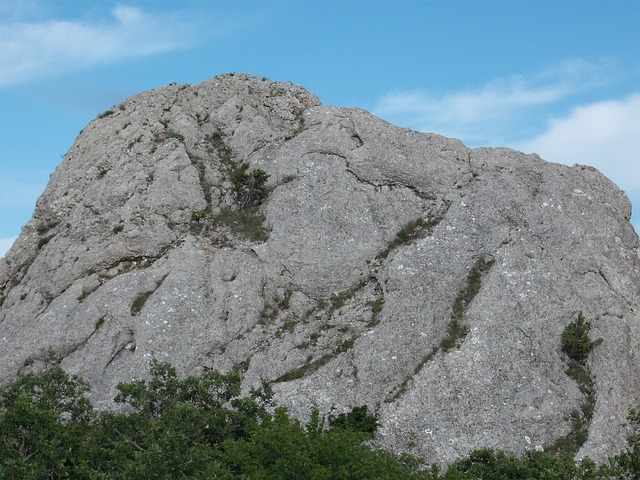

{"left": 1, "top": 73, "right": 639, "bottom": 465}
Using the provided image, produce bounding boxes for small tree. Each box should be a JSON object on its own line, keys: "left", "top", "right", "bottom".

{"left": 561, "top": 312, "right": 602, "bottom": 363}
{"left": 602, "top": 408, "right": 640, "bottom": 477}
{"left": 329, "top": 405, "right": 379, "bottom": 436}
{"left": 114, "top": 359, "right": 248, "bottom": 417}
{"left": 231, "top": 163, "right": 270, "bottom": 209}
{"left": 0, "top": 360, "right": 93, "bottom": 477}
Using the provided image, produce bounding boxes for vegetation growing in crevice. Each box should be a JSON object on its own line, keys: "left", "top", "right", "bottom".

{"left": 131, "top": 290, "right": 154, "bottom": 317}
{"left": 36, "top": 234, "right": 55, "bottom": 251}
{"left": 211, "top": 208, "right": 270, "bottom": 243}
{"left": 260, "top": 289, "right": 297, "bottom": 336}
{"left": 185, "top": 153, "right": 271, "bottom": 243}
{"left": 386, "top": 347, "right": 440, "bottom": 403}
{"left": 376, "top": 218, "right": 427, "bottom": 261}
{"left": 35, "top": 219, "right": 59, "bottom": 234}
{"left": 386, "top": 256, "right": 495, "bottom": 403}
{"left": 34, "top": 218, "right": 59, "bottom": 251}
{"left": 284, "top": 116, "right": 306, "bottom": 140}
{"left": 368, "top": 295, "right": 385, "bottom": 327}
{"left": 376, "top": 207, "right": 449, "bottom": 261}
{"left": 549, "top": 312, "right": 601, "bottom": 455}
{"left": 153, "top": 130, "right": 184, "bottom": 143}
{"left": 440, "top": 255, "right": 495, "bottom": 352}
{"left": 94, "top": 316, "right": 106, "bottom": 330}
{"left": 231, "top": 163, "right": 270, "bottom": 209}
{"left": 187, "top": 151, "right": 213, "bottom": 209}
{"left": 207, "top": 130, "right": 232, "bottom": 165}
{"left": 275, "top": 328, "right": 359, "bottom": 382}
{"left": 271, "top": 279, "right": 387, "bottom": 382}
{"left": 275, "top": 353, "right": 335, "bottom": 383}
{"left": 98, "top": 109, "right": 114, "bottom": 119}
{"left": 77, "top": 282, "right": 101, "bottom": 303}
{"left": 327, "top": 279, "right": 368, "bottom": 316}
{"left": 130, "top": 274, "right": 168, "bottom": 317}
{"left": 562, "top": 312, "right": 602, "bottom": 363}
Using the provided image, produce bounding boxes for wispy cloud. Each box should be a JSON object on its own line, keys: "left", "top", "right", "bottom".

{"left": 515, "top": 93, "right": 640, "bottom": 199}
{"left": 0, "top": 237, "right": 17, "bottom": 258}
{"left": 373, "top": 58, "right": 617, "bottom": 146}
{"left": 373, "top": 59, "right": 639, "bottom": 229}
{"left": 0, "top": 5, "right": 193, "bottom": 87}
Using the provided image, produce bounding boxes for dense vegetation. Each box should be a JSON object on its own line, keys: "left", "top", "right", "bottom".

{"left": 1, "top": 356, "right": 639, "bottom": 479}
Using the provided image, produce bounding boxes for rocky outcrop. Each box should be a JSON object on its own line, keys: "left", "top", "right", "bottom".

{"left": 1, "top": 73, "right": 639, "bottom": 465}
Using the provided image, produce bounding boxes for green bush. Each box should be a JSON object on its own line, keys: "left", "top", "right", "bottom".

{"left": 329, "top": 405, "right": 378, "bottom": 435}
{"left": 0, "top": 360, "right": 438, "bottom": 479}
{"left": 4, "top": 359, "right": 640, "bottom": 479}
{"left": 231, "top": 163, "right": 270, "bottom": 209}
{"left": 562, "top": 312, "right": 602, "bottom": 363}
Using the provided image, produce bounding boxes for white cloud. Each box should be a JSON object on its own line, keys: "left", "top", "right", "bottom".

{"left": 515, "top": 94, "right": 640, "bottom": 181}
{"left": 373, "top": 60, "right": 639, "bottom": 230}
{"left": 514, "top": 94, "right": 640, "bottom": 230}
{"left": 373, "top": 58, "right": 617, "bottom": 145}
{"left": 0, "top": 237, "right": 17, "bottom": 258}
{"left": 0, "top": 5, "right": 192, "bottom": 87}
{"left": 112, "top": 5, "right": 143, "bottom": 24}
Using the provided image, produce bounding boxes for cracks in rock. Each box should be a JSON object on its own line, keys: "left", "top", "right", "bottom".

{"left": 130, "top": 273, "right": 168, "bottom": 317}
{"left": 343, "top": 159, "right": 436, "bottom": 203}
{"left": 517, "top": 326, "right": 533, "bottom": 345}
{"left": 596, "top": 269, "right": 615, "bottom": 296}
{"left": 304, "top": 138, "right": 436, "bottom": 205}
{"left": 375, "top": 203, "right": 450, "bottom": 262}
{"left": 441, "top": 255, "right": 495, "bottom": 351}
{"left": 343, "top": 161, "right": 393, "bottom": 191}
{"left": 268, "top": 276, "right": 382, "bottom": 385}
{"left": 65, "top": 315, "right": 110, "bottom": 358}
{"left": 385, "top": 346, "right": 440, "bottom": 404}
{"left": 105, "top": 327, "right": 136, "bottom": 369}
{"left": 342, "top": 114, "right": 364, "bottom": 148}
{"left": 581, "top": 267, "right": 628, "bottom": 303}
{"left": 303, "top": 148, "right": 348, "bottom": 160}
{"left": 385, "top": 254, "right": 496, "bottom": 403}
{"left": 284, "top": 116, "right": 306, "bottom": 140}
{"left": 549, "top": 313, "right": 600, "bottom": 455}
{"left": 20, "top": 315, "right": 116, "bottom": 375}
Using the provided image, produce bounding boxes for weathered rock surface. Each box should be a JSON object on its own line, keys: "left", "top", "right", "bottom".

{"left": 1, "top": 73, "right": 639, "bottom": 464}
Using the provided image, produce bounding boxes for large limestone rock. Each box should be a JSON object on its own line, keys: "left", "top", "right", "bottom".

{"left": 1, "top": 73, "right": 639, "bottom": 464}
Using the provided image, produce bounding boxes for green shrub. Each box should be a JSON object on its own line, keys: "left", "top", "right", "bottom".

{"left": 376, "top": 212, "right": 447, "bottom": 261}
{"left": 6, "top": 359, "right": 640, "bottom": 479}
{"left": 547, "top": 312, "right": 601, "bottom": 456}
{"left": 98, "top": 109, "right": 114, "bottom": 119}
{"left": 329, "top": 405, "right": 378, "bottom": 435}
{"left": 36, "top": 219, "right": 59, "bottom": 234}
{"left": 37, "top": 234, "right": 55, "bottom": 250}
{"left": 561, "top": 312, "right": 602, "bottom": 363}
{"left": 231, "top": 163, "right": 270, "bottom": 209}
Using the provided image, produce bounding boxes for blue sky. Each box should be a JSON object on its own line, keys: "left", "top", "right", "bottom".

{"left": 1, "top": 0, "right": 639, "bottom": 257}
